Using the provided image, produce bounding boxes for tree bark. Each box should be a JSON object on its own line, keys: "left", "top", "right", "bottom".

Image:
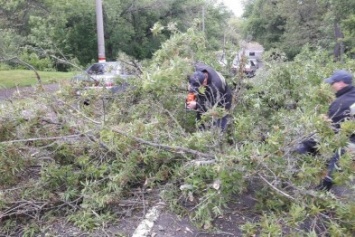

{"left": 333, "top": 21, "right": 344, "bottom": 62}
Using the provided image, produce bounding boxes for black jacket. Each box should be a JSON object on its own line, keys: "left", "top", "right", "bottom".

{"left": 328, "top": 85, "right": 355, "bottom": 132}
{"left": 193, "top": 63, "right": 232, "bottom": 113}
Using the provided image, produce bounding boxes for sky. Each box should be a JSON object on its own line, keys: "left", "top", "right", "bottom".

{"left": 219, "top": 0, "right": 244, "bottom": 17}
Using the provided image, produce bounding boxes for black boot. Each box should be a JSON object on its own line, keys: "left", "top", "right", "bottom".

{"left": 315, "top": 177, "right": 333, "bottom": 191}
{"left": 294, "top": 139, "right": 319, "bottom": 156}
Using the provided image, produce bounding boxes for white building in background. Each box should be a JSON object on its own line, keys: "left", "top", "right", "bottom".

{"left": 237, "top": 42, "right": 264, "bottom": 62}
{"left": 231, "top": 42, "right": 264, "bottom": 77}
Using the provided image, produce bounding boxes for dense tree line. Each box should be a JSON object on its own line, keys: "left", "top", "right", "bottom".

{"left": 243, "top": 0, "right": 355, "bottom": 60}
{"left": 2, "top": 0, "right": 355, "bottom": 70}
{"left": 0, "top": 0, "right": 233, "bottom": 69}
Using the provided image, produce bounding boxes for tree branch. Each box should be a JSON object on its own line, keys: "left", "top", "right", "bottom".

{"left": 0, "top": 134, "right": 81, "bottom": 145}
{"left": 57, "top": 99, "right": 102, "bottom": 125}
{"left": 258, "top": 174, "right": 296, "bottom": 200}
{"left": 111, "top": 128, "right": 215, "bottom": 159}
{"left": 2, "top": 57, "right": 42, "bottom": 85}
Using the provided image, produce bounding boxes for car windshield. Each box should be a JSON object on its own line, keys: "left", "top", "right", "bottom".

{"left": 86, "top": 63, "right": 120, "bottom": 75}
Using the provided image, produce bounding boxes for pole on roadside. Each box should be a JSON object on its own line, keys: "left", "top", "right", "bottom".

{"left": 202, "top": 5, "right": 205, "bottom": 33}
{"left": 95, "top": 0, "right": 106, "bottom": 63}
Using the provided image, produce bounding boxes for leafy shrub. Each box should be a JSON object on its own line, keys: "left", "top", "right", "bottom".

{"left": 1, "top": 28, "right": 355, "bottom": 236}
{"left": 19, "top": 50, "right": 53, "bottom": 71}
{"left": 0, "top": 144, "right": 32, "bottom": 186}
{"left": 0, "top": 63, "right": 12, "bottom": 70}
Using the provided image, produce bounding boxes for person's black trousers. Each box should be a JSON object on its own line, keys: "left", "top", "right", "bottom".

{"left": 196, "top": 112, "right": 229, "bottom": 132}
{"left": 296, "top": 138, "right": 350, "bottom": 190}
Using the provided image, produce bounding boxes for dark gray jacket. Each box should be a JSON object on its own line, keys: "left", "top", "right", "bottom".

{"left": 193, "top": 63, "right": 232, "bottom": 112}
{"left": 328, "top": 85, "right": 355, "bottom": 139}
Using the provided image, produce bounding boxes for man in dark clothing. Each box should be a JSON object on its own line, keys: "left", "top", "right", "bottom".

{"left": 296, "top": 70, "right": 355, "bottom": 190}
{"left": 186, "top": 63, "right": 232, "bottom": 131}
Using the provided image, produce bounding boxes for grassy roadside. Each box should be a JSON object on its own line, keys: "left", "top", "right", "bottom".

{"left": 0, "top": 70, "right": 76, "bottom": 88}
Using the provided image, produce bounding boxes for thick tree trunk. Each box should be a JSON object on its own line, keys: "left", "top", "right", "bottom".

{"left": 333, "top": 21, "right": 344, "bottom": 62}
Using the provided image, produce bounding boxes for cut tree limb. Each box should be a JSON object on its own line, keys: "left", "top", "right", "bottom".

{"left": 0, "top": 134, "right": 81, "bottom": 145}
{"left": 111, "top": 128, "right": 215, "bottom": 159}
{"left": 258, "top": 174, "right": 296, "bottom": 200}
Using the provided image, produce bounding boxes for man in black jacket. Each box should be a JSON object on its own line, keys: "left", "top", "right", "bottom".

{"left": 297, "top": 70, "right": 355, "bottom": 190}
{"left": 322, "top": 70, "right": 355, "bottom": 190}
{"left": 186, "top": 63, "right": 232, "bottom": 131}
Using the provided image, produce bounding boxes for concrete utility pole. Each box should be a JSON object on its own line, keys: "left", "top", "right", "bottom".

{"left": 202, "top": 5, "right": 205, "bottom": 33}
{"left": 95, "top": 0, "right": 106, "bottom": 62}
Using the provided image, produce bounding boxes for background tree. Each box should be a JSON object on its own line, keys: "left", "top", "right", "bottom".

{"left": 330, "top": 0, "right": 355, "bottom": 59}
{"left": 0, "top": 0, "right": 234, "bottom": 69}
{"left": 242, "top": 0, "right": 286, "bottom": 51}
{"left": 242, "top": 0, "right": 355, "bottom": 60}
{"left": 278, "top": 0, "right": 330, "bottom": 59}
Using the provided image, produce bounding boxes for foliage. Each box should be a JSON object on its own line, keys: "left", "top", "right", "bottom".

{"left": 0, "top": 144, "right": 32, "bottom": 186}
{"left": 242, "top": 0, "right": 355, "bottom": 60}
{"left": 18, "top": 51, "right": 53, "bottom": 71}
{"left": 243, "top": 0, "right": 286, "bottom": 50}
{"left": 1, "top": 27, "right": 355, "bottom": 237}
{"left": 0, "top": 0, "right": 234, "bottom": 68}
{"left": 0, "top": 29, "right": 27, "bottom": 59}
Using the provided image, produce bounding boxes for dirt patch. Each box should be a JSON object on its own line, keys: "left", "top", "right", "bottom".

{"left": 149, "top": 190, "right": 258, "bottom": 237}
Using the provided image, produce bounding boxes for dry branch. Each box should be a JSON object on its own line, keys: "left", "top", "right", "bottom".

{"left": 0, "top": 200, "right": 49, "bottom": 219}
{"left": 111, "top": 128, "right": 215, "bottom": 159}
{"left": 0, "top": 134, "right": 81, "bottom": 145}
{"left": 185, "top": 159, "right": 216, "bottom": 167}
{"left": 50, "top": 55, "right": 83, "bottom": 71}
{"left": 258, "top": 174, "right": 296, "bottom": 200}
{"left": 57, "top": 99, "right": 102, "bottom": 124}
{"left": 0, "top": 196, "right": 84, "bottom": 220}
{"left": 85, "top": 133, "right": 111, "bottom": 151}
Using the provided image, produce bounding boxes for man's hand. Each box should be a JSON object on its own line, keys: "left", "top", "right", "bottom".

{"left": 186, "top": 101, "right": 197, "bottom": 110}
{"left": 319, "top": 114, "right": 332, "bottom": 123}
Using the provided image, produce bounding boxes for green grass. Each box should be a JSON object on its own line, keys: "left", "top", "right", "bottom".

{"left": 0, "top": 70, "right": 76, "bottom": 88}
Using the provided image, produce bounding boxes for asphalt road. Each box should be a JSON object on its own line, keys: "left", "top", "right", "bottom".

{"left": 0, "top": 84, "right": 59, "bottom": 101}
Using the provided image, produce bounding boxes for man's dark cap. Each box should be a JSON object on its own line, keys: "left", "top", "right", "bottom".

{"left": 324, "top": 70, "right": 353, "bottom": 85}
{"left": 189, "top": 71, "right": 205, "bottom": 92}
